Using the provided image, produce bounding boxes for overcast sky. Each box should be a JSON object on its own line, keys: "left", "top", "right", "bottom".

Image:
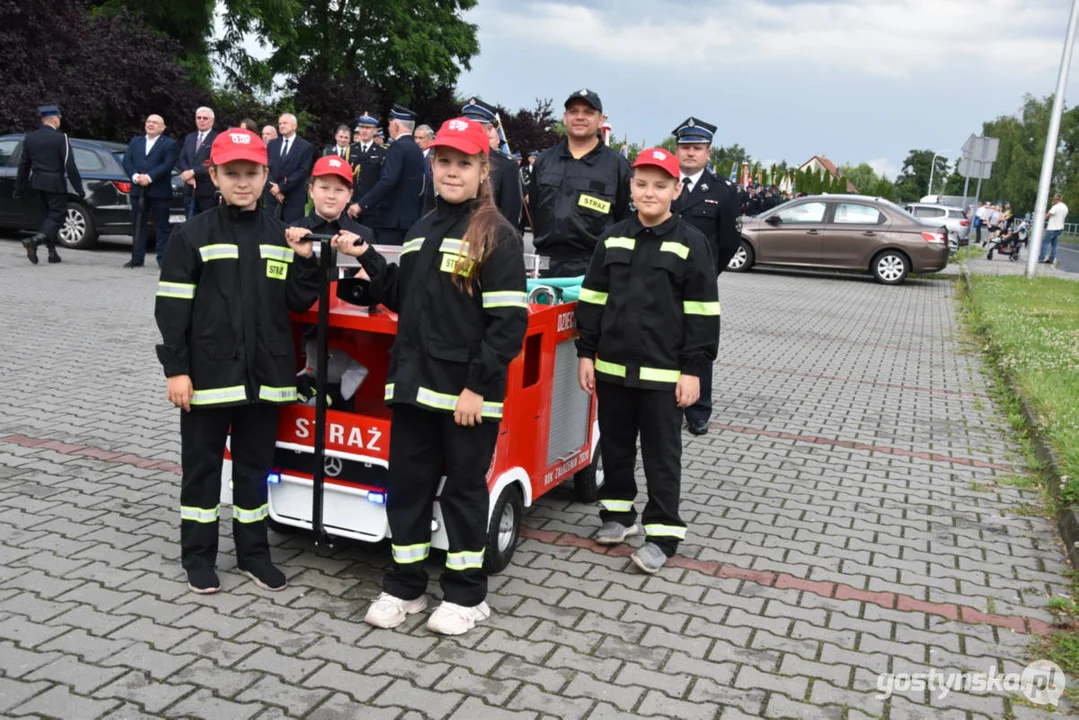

{"left": 454, "top": 0, "right": 1079, "bottom": 179}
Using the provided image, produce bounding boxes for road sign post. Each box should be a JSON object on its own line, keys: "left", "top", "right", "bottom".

{"left": 958, "top": 135, "right": 999, "bottom": 262}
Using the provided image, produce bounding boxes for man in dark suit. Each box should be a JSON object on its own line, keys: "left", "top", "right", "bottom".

{"left": 322, "top": 125, "right": 354, "bottom": 161}
{"left": 265, "top": 113, "right": 314, "bottom": 222}
{"left": 348, "top": 113, "right": 386, "bottom": 207}
{"left": 178, "top": 106, "right": 218, "bottom": 218}
{"left": 14, "top": 104, "right": 85, "bottom": 265}
{"left": 670, "top": 116, "right": 741, "bottom": 436}
{"left": 121, "top": 113, "right": 180, "bottom": 268}
{"left": 349, "top": 104, "right": 426, "bottom": 245}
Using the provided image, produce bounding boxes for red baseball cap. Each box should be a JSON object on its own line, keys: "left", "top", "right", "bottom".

{"left": 428, "top": 117, "right": 490, "bottom": 158}
{"left": 210, "top": 128, "right": 268, "bottom": 166}
{"left": 311, "top": 155, "right": 354, "bottom": 185}
{"left": 633, "top": 147, "right": 679, "bottom": 180}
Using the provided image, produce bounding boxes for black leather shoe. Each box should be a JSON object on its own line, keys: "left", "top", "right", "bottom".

{"left": 687, "top": 421, "right": 709, "bottom": 436}
{"left": 47, "top": 251, "right": 61, "bottom": 264}
{"left": 22, "top": 237, "right": 39, "bottom": 265}
{"left": 122, "top": 261, "right": 144, "bottom": 268}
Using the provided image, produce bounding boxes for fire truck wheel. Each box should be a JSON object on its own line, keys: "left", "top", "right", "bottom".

{"left": 484, "top": 484, "right": 523, "bottom": 574}
{"left": 573, "top": 451, "right": 604, "bottom": 503}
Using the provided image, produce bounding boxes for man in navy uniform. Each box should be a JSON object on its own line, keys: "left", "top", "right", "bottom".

{"left": 462, "top": 97, "right": 524, "bottom": 227}
{"left": 348, "top": 112, "right": 386, "bottom": 209}
{"left": 265, "top": 113, "right": 314, "bottom": 222}
{"left": 670, "top": 116, "right": 740, "bottom": 436}
{"left": 14, "top": 104, "right": 84, "bottom": 265}
{"left": 350, "top": 104, "right": 426, "bottom": 245}
{"left": 121, "top": 114, "right": 179, "bottom": 268}
{"left": 178, "top": 106, "right": 218, "bottom": 218}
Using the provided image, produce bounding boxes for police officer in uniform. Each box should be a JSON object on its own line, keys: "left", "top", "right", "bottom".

{"left": 528, "top": 89, "right": 631, "bottom": 277}
{"left": 14, "top": 105, "right": 84, "bottom": 265}
{"left": 348, "top": 113, "right": 385, "bottom": 205}
{"left": 462, "top": 97, "right": 523, "bottom": 227}
{"left": 670, "top": 117, "right": 740, "bottom": 436}
{"left": 350, "top": 105, "right": 427, "bottom": 245}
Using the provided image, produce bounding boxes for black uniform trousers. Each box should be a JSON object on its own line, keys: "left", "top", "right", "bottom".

{"left": 384, "top": 403, "right": 497, "bottom": 607}
{"left": 540, "top": 256, "right": 590, "bottom": 278}
{"left": 373, "top": 227, "right": 405, "bottom": 246}
{"left": 36, "top": 190, "right": 67, "bottom": 248}
{"left": 596, "top": 380, "right": 686, "bottom": 557}
{"left": 180, "top": 403, "right": 279, "bottom": 572}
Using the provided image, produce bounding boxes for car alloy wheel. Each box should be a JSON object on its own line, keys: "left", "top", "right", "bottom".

{"left": 59, "top": 207, "right": 87, "bottom": 245}
{"left": 873, "top": 251, "right": 909, "bottom": 284}
{"left": 728, "top": 246, "right": 748, "bottom": 269}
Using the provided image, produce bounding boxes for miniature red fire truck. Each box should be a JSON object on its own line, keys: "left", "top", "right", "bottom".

{"left": 221, "top": 246, "right": 601, "bottom": 573}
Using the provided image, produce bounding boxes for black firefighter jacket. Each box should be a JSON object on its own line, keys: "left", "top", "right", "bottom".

{"left": 527, "top": 138, "right": 631, "bottom": 262}
{"left": 155, "top": 205, "right": 320, "bottom": 407}
{"left": 336, "top": 198, "right": 528, "bottom": 420}
{"left": 575, "top": 214, "right": 720, "bottom": 390}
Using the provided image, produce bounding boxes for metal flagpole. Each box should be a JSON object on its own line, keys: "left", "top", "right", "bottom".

{"left": 1027, "top": 0, "right": 1079, "bottom": 276}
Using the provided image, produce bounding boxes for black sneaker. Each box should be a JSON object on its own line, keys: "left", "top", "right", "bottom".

{"left": 187, "top": 567, "right": 221, "bottom": 594}
{"left": 687, "top": 420, "right": 709, "bottom": 436}
{"left": 122, "top": 261, "right": 144, "bottom": 268}
{"left": 47, "top": 252, "right": 61, "bottom": 264}
{"left": 239, "top": 562, "right": 287, "bottom": 591}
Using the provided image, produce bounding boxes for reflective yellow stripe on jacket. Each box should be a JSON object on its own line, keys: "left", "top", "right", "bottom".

{"left": 604, "top": 237, "right": 636, "bottom": 251}
{"left": 259, "top": 245, "right": 295, "bottom": 263}
{"left": 481, "top": 291, "right": 528, "bottom": 309}
{"left": 683, "top": 301, "right": 721, "bottom": 316}
{"left": 415, "top": 387, "right": 503, "bottom": 419}
{"left": 595, "top": 359, "right": 680, "bottom": 385}
{"left": 190, "top": 385, "right": 247, "bottom": 406}
{"left": 578, "top": 288, "right": 608, "bottom": 305}
{"left": 659, "top": 242, "right": 689, "bottom": 259}
{"left": 401, "top": 237, "right": 425, "bottom": 255}
{"left": 200, "top": 244, "right": 239, "bottom": 262}
{"left": 258, "top": 385, "right": 297, "bottom": 403}
{"left": 156, "top": 282, "right": 196, "bottom": 300}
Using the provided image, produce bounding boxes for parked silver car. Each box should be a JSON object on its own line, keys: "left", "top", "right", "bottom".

{"left": 903, "top": 203, "right": 970, "bottom": 249}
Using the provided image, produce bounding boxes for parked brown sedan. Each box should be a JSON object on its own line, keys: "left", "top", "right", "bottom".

{"left": 728, "top": 195, "right": 949, "bottom": 284}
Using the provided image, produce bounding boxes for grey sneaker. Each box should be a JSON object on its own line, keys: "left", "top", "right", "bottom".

{"left": 594, "top": 521, "right": 640, "bottom": 545}
{"left": 630, "top": 543, "right": 669, "bottom": 574}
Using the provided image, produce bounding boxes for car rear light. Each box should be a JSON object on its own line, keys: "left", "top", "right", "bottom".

{"left": 921, "top": 231, "right": 945, "bottom": 244}
{"left": 112, "top": 180, "right": 131, "bottom": 194}
{"left": 959, "top": 220, "right": 970, "bottom": 226}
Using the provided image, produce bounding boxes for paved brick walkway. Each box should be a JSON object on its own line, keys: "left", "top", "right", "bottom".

{"left": 0, "top": 243, "right": 1073, "bottom": 719}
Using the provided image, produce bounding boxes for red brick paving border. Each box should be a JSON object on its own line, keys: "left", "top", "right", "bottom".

{"left": 710, "top": 423, "right": 1013, "bottom": 472}
{"left": 1, "top": 431, "right": 1054, "bottom": 637}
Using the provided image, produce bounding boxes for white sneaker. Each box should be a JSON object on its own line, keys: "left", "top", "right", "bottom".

{"left": 364, "top": 592, "right": 428, "bottom": 629}
{"left": 426, "top": 601, "right": 491, "bottom": 636}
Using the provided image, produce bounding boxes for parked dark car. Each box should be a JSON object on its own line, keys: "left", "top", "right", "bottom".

{"left": 0, "top": 134, "right": 187, "bottom": 249}
{"left": 728, "top": 194, "right": 950, "bottom": 284}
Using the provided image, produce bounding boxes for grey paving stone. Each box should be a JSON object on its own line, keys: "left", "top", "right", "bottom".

{"left": 11, "top": 684, "right": 121, "bottom": 720}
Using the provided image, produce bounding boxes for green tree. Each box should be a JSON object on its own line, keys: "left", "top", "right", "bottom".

{"left": 838, "top": 163, "right": 882, "bottom": 194}
{"left": 893, "top": 149, "right": 950, "bottom": 201}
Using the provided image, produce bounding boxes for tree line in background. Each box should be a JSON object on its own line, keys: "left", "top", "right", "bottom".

{"left": 3, "top": 0, "right": 1071, "bottom": 207}
{"left": 0, "top": 0, "right": 561, "bottom": 155}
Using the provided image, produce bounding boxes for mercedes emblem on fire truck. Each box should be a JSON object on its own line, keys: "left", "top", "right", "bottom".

{"left": 324, "top": 456, "right": 343, "bottom": 478}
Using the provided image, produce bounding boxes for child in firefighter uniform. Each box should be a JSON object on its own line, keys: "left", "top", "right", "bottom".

{"left": 155, "top": 128, "right": 320, "bottom": 594}
{"left": 333, "top": 117, "right": 528, "bottom": 635}
{"left": 576, "top": 148, "right": 720, "bottom": 574}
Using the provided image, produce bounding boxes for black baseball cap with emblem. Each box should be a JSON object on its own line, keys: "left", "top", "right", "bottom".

{"left": 564, "top": 88, "right": 602, "bottom": 113}
{"left": 672, "top": 116, "right": 716, "bottom": 144}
